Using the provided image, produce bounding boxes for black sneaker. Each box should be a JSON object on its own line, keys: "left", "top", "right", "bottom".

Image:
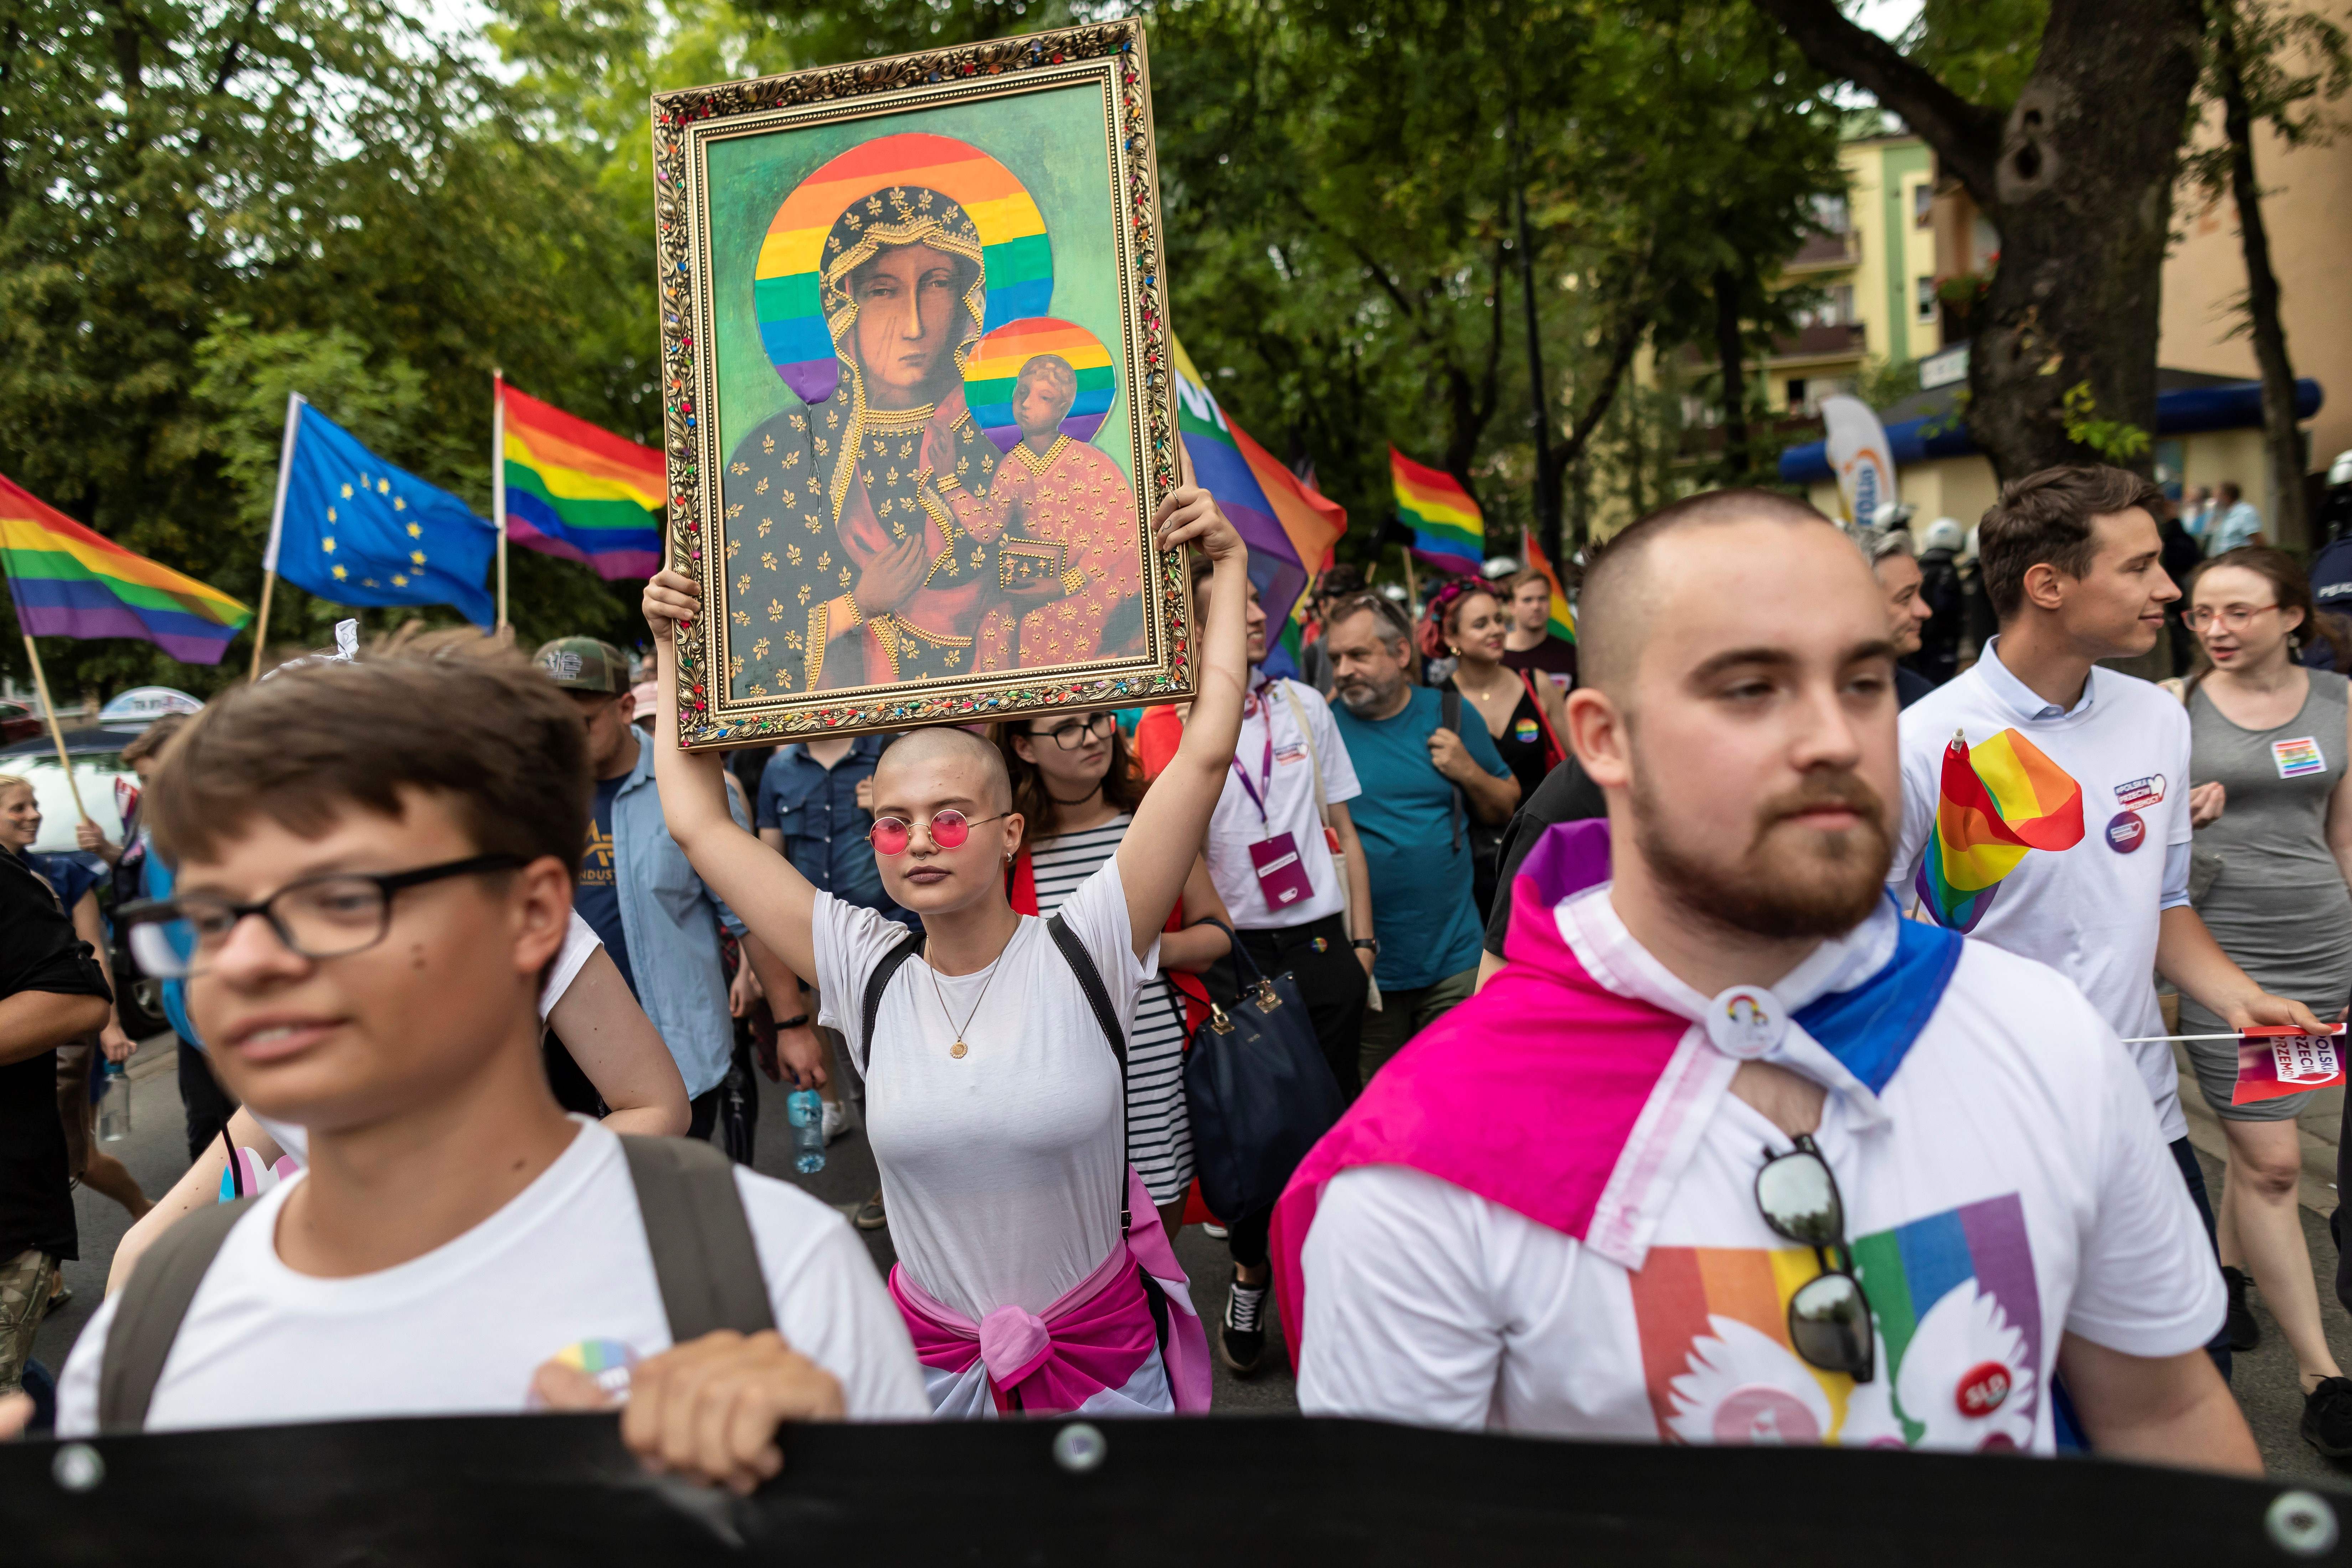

{"left": 1220, "top": 1281, "right": 1269, "bottom": 1377}
{"left": 2304, "top": 1377, "right": 2352, "bottom": 1460}
{"left": 2223, "top": 1266, "right": 2260, "bottom": 1352}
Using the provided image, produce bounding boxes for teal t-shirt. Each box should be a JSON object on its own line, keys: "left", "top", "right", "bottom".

{"left": 1331, "top": 686, "right": 1511, "bottom": 989}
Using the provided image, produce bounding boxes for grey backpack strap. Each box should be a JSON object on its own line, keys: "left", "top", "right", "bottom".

{"left": 98, "top": 1195, "right": 257, "bottom": 1434}
{"left": 620, "top": 1135, "right": 776, "bottom": 1343}
{"left": 1438, "top": 685, "right": 1467, "bottom": 850}
{"left": 858, "top": 930, "right": 929, "bottom": 1075}
{"left": 1046, "top": 912, "right": 1133, "bottom": 1236}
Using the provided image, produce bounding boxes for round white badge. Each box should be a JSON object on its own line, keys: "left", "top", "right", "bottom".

{"left": 1706, "top": 987, "right": 1786, "bottom": 1060}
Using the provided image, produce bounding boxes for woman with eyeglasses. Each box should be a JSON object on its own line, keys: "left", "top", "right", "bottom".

{"left": 2174, "top": 546, "right": 2352, "bottom": 1452}
{"left": 642, "top": 484, "right": 1249, "bottom": 1418}
{"left": 993, "top": 710, "right": 1234, "bottom": 1246}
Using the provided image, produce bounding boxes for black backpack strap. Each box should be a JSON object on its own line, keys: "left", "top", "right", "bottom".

{"left": 619, "top": 1135, "right": 776, "bottom": 1343}
{"left": 98, "top": 1196, "right": 256, "bottom": 1433}
{"left": 1438, "top": 685, "right": 1467, "bottom": 851}
{"left": 857, "top": 930, "right": 928, "bottom": 1075}
{"left": 1046, "top": 912, "right": 1133, "bottom": 1235}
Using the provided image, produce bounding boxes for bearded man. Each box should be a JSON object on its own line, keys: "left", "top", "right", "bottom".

{"left": 1270, "top": 490, "right": 2257, "bottom": 1470}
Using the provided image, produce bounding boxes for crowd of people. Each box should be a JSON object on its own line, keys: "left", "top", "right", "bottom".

{"left": 7, "top": 458, "right": 2352, "bottom": 1494}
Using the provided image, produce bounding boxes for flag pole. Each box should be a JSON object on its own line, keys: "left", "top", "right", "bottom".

{"left": 1401, "top": 544, "right": 1420, "bottom": 617}
{"left": 492, "top": 369, "right": 509, "bottom": 633}
{"left": 20, "top": 633, "right": 89, "bottom": 823}
{"left": 252, "top": 392, "right": 303, "bottom": 682}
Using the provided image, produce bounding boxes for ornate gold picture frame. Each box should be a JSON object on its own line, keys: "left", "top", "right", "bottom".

{"left": 651, "top": 19, "right": 1189, "bottom": 747}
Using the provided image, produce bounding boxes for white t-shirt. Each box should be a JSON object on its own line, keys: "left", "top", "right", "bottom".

{"left": 1206, "top": 677, "right": 1362, "bottom": 929}
{"left": 1890, "top": 647, "right": 2193, "bottom": 1140}
{"left": 258, "top": 911, "right": 605, "bottom": 1165}
{"left": 1297, "top": 894, "right": 2220, "bottom": 1450}
{"left": 57, "top": 1121, "right": 928, "bottom": 1434}
{"left": 813, "top": 855, "right": 1157, "bottom": 1320}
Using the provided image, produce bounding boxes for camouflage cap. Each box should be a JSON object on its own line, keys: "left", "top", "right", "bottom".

{"left": 532, "top": 637, "right": 633, "bottom": 695}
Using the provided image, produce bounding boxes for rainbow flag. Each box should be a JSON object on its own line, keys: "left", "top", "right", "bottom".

{"left": 1523, "top": 527, "right": 1577, "bottom": 643}
{"left": 1916, "top": 728, "right": 2085, "bottom": 932}
{"left": 1170, "top": 338, "right": 1347, "bottom": 664}
{"left": 0, "top": 472, "right": 251, "bottom": 663}
{"left": 754, "top": 132, "right": 1051, "bottom": 407}
{"left": 1392, "top": 448, "right": 1483, "bottom": 572}
{"left": 498, "top": 382, "right": 665, "bottom": 580}
{"left": 964, "top": 317, "right": 1116, "bottom": 452}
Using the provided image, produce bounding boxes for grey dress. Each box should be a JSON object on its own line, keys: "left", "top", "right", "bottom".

{"left": 2181, "top": 668, "right": 2352, "bottom": 1120}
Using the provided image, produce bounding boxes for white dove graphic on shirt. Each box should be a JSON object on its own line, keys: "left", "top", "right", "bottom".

{"left": 1665, "top": 1316, "right": 1833, "bottom": 1446}
{"left": 1893, "top": 1280, "right": 2037, "bottom": 1451}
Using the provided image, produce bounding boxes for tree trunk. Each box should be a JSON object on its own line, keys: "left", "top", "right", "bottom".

{"left": 1713, "top": 267, "right": 1751, "bottom": 483}
{"left": 1751, "top": 0, "right": 2206, "bottom": 481}
{"left": 2214, "top": 3, "right": 2310, "bottom": 545}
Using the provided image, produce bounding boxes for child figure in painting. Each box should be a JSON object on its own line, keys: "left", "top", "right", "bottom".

{"left": 988, "top": 353, "right": 1146, "bottom": 664}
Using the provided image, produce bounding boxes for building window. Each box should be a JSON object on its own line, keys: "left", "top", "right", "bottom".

{"left": 1787, "top": 377, "right": 1807, "bottom": 412}
{"left": 1914, "top": 182, "right": 1934, "bottom": 230}
{"left": 1916, "top": 276, "right": 1938, "bottom": 324}
{"left": 1971, "top": 215, "right": 1999, "bottom": 269}
{"left": 1787, "top": 376, "right": 1856, "bottom": 417}
{"left": 1811, "top": 192, "right": 1850, "bottom": 235}
{"left": 1797, "top": 283, "right": 1857, "bottom": 329}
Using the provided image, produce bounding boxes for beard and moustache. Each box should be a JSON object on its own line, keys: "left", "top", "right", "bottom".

{"left": 1631, "top": 763, "right": 1893, "bottom": 942}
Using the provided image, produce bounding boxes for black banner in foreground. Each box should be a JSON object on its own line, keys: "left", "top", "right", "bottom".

{"left": 4, "top": 1413, "right": 2346, "bottom": 1566}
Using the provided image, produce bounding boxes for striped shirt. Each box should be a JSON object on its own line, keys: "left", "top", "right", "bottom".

{"left": 1031, "top": 816, "right": 1195, "bottom": 1204}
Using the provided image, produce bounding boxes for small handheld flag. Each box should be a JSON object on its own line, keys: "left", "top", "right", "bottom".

{"left": 0, "top": 473, "right": 252, "bottom": 663}
{"left": 496, "top": 380, "right": 665, "bottom": 582}
{"left": 1915, "top": 727, "right": 2085, "bottom": 931}
{"left": 267, "top": 396, "right": 497, "bottom": 628}
{"left": 1391, "top": 448, "right": 1483, "bottom": 574}
{"left": 1522, "top": 528, "right": 1577, "bottom": 643}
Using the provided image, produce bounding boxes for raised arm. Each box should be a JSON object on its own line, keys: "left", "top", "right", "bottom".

{"left": 1118, "top": 490, "right": 1249, "bottom": 958}
{"left": 643, "top": 573, "right": 824, "bottom": 982}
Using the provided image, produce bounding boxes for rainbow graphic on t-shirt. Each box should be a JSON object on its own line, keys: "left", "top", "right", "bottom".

{"left": 1627, "top": 1194, "right": 2041, "bottom": 1451}
{"left": 1915, "top": 728, "right": 2084, "bottom": 932}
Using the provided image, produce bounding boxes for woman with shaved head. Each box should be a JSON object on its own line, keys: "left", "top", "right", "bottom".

{"left": 643, "top": 480, "right": 1250, "bottom": 1418}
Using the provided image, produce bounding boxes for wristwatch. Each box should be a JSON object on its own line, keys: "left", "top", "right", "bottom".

{"left": 774, "top": 1013, "right": 812, "bottom": 1031}
{"left": 1351, "top": 937, "right": 1380, "bottom": 956}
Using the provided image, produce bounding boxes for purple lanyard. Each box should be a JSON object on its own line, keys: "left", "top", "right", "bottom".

{"left": 1229, "top": 702, "right": 1277, "bottom": 826}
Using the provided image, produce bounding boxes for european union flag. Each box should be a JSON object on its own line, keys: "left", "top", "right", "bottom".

{"left": 267, "top": 395, "right": 497, "bottom": 626}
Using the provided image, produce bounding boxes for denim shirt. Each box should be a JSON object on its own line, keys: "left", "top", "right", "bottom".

{"left": 608, "top": 737, "right": 748, "bottom": 1100}
{"left": 756, "top": 736, "right": 911, "bottom": 924}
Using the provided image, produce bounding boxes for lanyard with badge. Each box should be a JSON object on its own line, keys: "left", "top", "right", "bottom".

{"left": 1234, "top": 687, "right": 1315, "bottom": 910}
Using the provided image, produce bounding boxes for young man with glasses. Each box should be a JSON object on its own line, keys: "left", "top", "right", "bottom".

{"left": 1888, "top": 467, "right": 2329, "bottom": 1384}
{"left": 1275, "top": 489, "right": 2259, "bottom": 1470}
{"left": 56, "top": 641, "right": 926, "bottom": 1463}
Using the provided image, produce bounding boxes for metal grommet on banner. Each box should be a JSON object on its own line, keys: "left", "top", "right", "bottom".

{"left": 1704, "top": 986, "right": 1786, "bottom": 1061}
{"left": 2267, "top": 1490, "right": 2339, "bottom": 1557}
{"left": 52, "top": 1444, "right": 104, "bottom": 1493}
{"left": 1052, "top": 1422, "right": 1108, "bottom": 1474}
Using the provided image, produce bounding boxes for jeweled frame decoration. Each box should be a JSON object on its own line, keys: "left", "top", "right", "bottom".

{"left": 651, "top": 19, "right": 1190, "bottom": 748}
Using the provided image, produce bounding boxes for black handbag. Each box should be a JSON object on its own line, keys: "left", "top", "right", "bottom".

{"left": 1181, "top": 917, "right": 1347, "bottom": 1222}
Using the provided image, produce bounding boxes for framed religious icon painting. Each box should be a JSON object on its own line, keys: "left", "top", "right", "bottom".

{"left": 651, "top": 19, "right": 1191, "bottom": 747}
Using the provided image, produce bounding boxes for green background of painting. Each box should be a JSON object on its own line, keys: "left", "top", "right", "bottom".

{"left": 703, "top": 82, "right": 1133, "bottom": 485}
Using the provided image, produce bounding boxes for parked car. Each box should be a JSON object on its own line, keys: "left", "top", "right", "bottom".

{"left": 0, "top": 700, "right": 41, "bottom": 745}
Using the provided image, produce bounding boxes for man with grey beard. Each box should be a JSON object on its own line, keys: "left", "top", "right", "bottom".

{"left": 1272, "top": 490, "right": 2257, "bottom": 1471}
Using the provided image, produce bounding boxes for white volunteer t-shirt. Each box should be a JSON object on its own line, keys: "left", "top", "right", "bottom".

{"left": 813, "top": 854, "right": 1157, "bottom": 1321}
{"left": 57, "top": 1120, "right": 928, "bottom": 1434}
{"left": 1890, "top": 648, "right": 2193, "bottom": 1140}
{"left": 257, "top": 911, "right": 604, "bottom": 1165}
{"left": 1205, "top": 677, "right": 1362, "bottom": 929}
{"left": 1298, "top": 906, "right": 2220, "bottom": 1450}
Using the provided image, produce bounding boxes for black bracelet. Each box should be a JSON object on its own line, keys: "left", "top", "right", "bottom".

{"left": 774, "top": 1013, "right": 812, "bottom": 1030}
{"left": 1351, "top": 937, "right": 1380, "bottom": 953}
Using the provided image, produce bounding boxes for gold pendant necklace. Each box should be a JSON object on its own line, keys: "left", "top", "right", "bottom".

{"left": 925, "top": 927, "right": 1015, "bottom": 1059}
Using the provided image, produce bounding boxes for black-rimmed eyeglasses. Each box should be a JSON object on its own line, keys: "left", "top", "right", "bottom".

{"left": 1031, "top": 712, "right": 1117, "bottom": 750}
{"left": 1755, "top": 1134, "right": 1876, "bottom": 1383}
{"left": 119, "top": 853, "right": 526, "bottom": 979}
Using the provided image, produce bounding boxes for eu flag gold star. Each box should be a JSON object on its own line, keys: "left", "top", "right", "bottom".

{"left": 377, "top": 479, "right": 390, "bottom": 495}
{"left": 327, "top": 506, "right": 337, "bottom": 522}
{"left": 340, "top": 484, "right": 353, "bottom": 499}
{"left": 407, "top": 523, "right": 421, "bottom": 538}
{"left": 332, "top": 565, "right": 348, "bottom": 581}
{"left": 410, "top": 551, "right": 426, "bottom": 566}
{"left": 391, "top": 574, "right": 409, "bottom": 586}
{"left": 392, "top": 496, "right": 405, "bottom": 510}
{"left": 322, "top": 537, "right": 335, "bottom": 553}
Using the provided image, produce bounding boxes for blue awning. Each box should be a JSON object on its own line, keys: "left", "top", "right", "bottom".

{"left": 1777, "top": 377, "right": 2325, "bottom": 484}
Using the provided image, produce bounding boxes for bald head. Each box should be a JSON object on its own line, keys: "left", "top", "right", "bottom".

{"left": 876, "top": 725, "right": 1012, "bottom": 814}
{"left": 1578, "top": 489, "right": 1835, "bottom": 698}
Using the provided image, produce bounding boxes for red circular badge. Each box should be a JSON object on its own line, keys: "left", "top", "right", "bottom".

{"left": 1955, "top": 1361, "right": 2012, "bottom": 1417}
{"left": 2103, "top": 810, "right": 2147, "bottom": 854}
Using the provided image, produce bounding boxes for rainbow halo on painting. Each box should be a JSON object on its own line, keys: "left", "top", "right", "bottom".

{"left": 964, "top": 317, "right": 1116, "bottom": 454}
{"left": 755, "top": 132, "right": 1052, "bottom": 406}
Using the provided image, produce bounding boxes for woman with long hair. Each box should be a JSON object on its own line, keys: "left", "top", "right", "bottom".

{"left": 1420, "top": 580, "right": 1568, "bottom": 917}
{"left": 994, "top": 711, "right": 1232, "bottom": 1244}
{"left": 2177, "top": 545, "right": 2352, "bottom": 1455}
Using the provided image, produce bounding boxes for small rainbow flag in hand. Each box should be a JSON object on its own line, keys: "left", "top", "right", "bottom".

{"left": 1392, "top": 448, "right": 1484, "bottom": 573}
{"left": 1917, "top": 728, "right": 2085, "bottom": 931}
{"left": 498, "top": 381, "right": 665, "bottom": 580}
{"left": 0, "top": 472, "right": 251, "bottom": 663}
{"left": 1524, "top": 528, "right": 1577, "bottom": 643}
